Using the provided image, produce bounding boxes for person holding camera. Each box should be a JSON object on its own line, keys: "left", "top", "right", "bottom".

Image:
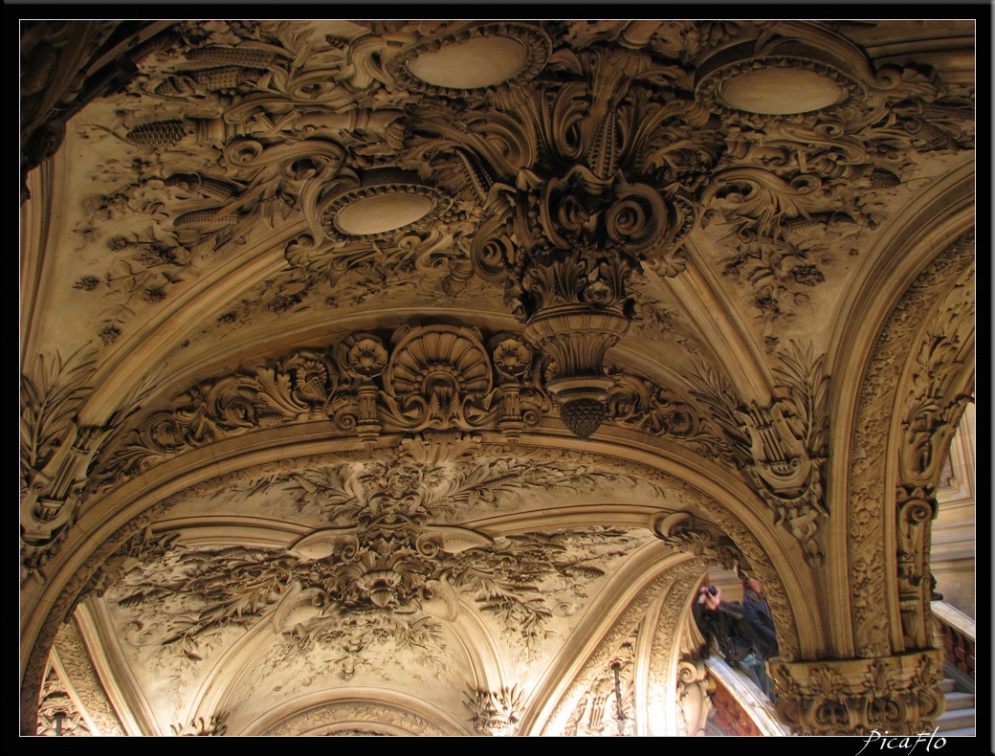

{"left": 693, "top": 580, "right": 778, "bottom": 701}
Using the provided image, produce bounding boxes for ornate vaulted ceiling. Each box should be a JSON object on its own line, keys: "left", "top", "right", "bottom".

{"left": 21, "top": 20, "right": 975, "bottom": 736}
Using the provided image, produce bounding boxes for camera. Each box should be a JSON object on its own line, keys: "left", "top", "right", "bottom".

{"left": 699, "top": 586, "right": 718, "bottom": 596}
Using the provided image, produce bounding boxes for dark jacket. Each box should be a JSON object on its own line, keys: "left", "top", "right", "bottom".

{"left": 693, "top": 596, "right": 779, "bottom": 663}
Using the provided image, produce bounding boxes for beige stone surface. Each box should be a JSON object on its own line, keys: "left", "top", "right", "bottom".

{"left": 20, "top": 19, "right": 975, "bottom": 736}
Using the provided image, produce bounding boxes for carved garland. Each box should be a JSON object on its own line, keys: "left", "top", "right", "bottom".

{"left": 847, "top": 232, "right": 974, "bottom": 658}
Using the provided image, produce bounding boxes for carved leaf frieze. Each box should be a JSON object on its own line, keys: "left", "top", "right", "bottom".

{"left": 91, "top": 324, "right": 719, "bottom": 490}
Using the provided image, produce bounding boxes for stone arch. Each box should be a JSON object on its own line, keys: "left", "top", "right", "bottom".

{"left": 240, "top": 687, "right": 473, "bottom": 736}
{"left": 826, "top": 165, "right": 974, "bottom": 659}
{"left": 20, "top": 421, "right": 814, "bottom": 734}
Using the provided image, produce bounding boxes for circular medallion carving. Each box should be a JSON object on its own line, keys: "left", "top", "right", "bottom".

{"left": 407, "top": 36, "right": 529, "bottom": 89}
{"left": 719, "top": 67, "right": 845, "bottom": 115}
{"left": 384, "top": 22, "right": 551, "bottom": 97}
{"left": 320, "top": 169, "right": 446, "bottom": 241}
{"left": 696, "top": 44, "right": 864, "bottom": 116}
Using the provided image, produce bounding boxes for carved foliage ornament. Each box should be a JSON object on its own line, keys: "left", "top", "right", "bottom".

{"left": 456, "top": 45, "right": 712, "bottom": 437}
{"left": 688, "top": 341, "right": 829, "bottom": 565}
{"left": 36, "top": 664, "right": 91, "bottom": 737}
{"left": 651, "top": 511, "right": 746, "bottom": 574}
{"left": 92, "top": 324, "right": 714, "bottom": 488}
{"left": 464, "top": 685, "right": 523, "bottom": 736}
{"left": 771, "top": 651, "right": 944, "bottom": 736}
{"left": 18, "top": 349, "right": 127, "bottom": 581}
{"left": 899, "top": 262, "right": 975, "bottom": 490}
{"left": 848, "top": 232, "right": 975, "bottom": 658}
{"left": 95, "top": 326, "right": 544, "bottom": 482}
{"left": 692, "top": 28, "right": 973, "bottom": 324}
{"left": 104, "top": 436, "right": 651, "bottom": 675}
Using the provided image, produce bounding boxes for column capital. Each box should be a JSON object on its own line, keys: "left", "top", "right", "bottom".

{"left": 770, "top": 650, "right": 945, "bottom": 735}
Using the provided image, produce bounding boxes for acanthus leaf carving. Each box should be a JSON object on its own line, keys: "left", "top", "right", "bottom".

{"left": 464, "top": 685, "right": 523, "bottom": 736}
{"left": 771, "top": 652, "right": 945, "bottom": 736}
{"left": 605, "top": 372, "right": 725, "bottom": 458}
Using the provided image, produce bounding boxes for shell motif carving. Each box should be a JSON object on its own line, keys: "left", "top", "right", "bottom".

{"left": 380, "top": 325, "right": 497, "bottom": 432}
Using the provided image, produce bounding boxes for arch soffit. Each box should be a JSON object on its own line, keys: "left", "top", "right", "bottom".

{"left": 827, "top": 159, "right": 974, "bottom": 481}
{"left": 239, "top": 686, "right": 475, "bottom": 736}
{"left": 828, "top": 183, "right": 974, "bottom": 658}
{"left": 815, "top": 159, "right": 974, "bottom": 658}
{"left": 21, "top": 424, "right": 818, "bottom": 708}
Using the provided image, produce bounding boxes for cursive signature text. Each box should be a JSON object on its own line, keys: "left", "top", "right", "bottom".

{"left": 855, "top": 729, "right": 947, "bottom": 756}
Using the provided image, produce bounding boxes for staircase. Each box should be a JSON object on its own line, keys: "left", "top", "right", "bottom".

{"left": 931, "top": 601, "right": 976, "bottom": 737}
{"left": 935, "top": 677, "right": 975, "bottom": 736}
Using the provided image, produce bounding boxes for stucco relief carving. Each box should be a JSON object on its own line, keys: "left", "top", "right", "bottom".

{"left": 450, "top": 44, "right": 715, "bottom": 437}
{"left": 771, "top": 651, "right": 944, "bottom": 735}
{"left": 17, "top": 349, "right": 128, "bottom": 581}
{"left": 36, "top": 664, "right": 91, "bottom": 737}
{"left": 170, "top": 713, "right": 228, "bottom": 736}
{"left": 562, "top": 20, "right": 754, "bottom": 61}
{"left": 644, "top": 564, "right": 710, "bottom": 736}
{"left": 692, "top": 28, "right": 974, "bottom": 326}
{"left": 264, "top": 700, "right": 452, "bottom": 736}
{"left": 52, "top": 618, "right": 127, "bottom": 736}
{"left": 895, "top": 487, "right": 935, "bottom": 651}
{"left": 848, "top": 232, "right": 974, "bottom": 657}
{"left": 652, "top": 512, "right": 745, "bottom": 573}
{"left": 90, "top": 324, "right": 718, "bottom": 490}
{"left": 102, "top": 435, "right": 655, "bottom": 684}
{"left": 676, "top": 656, "right": 712, "bottom": 736}
{"left": 889, "top": 260, "right": 974, "bottom": 653}
{"left": 91, "top": 326, "right": 543, "bottom": 484}
{"left": 21, "top": 20, "right": 977, "bottom": 738}
{"left": 606, "top": 374, "right": 725, "bottom": 458}
{"left": 562, "top": 638, "right": 638, "bottom": 737}
{"left": 898, "top": 262, "right": 975, "bottom": 490}
{"left": 688, "top": 341, "right": 829, "bottom": 564}
{"left": 21, "top": 20, "right": 149, "bottom": 202}
{"left": 464, "top": 685, "right": 523, "bottom": 736}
